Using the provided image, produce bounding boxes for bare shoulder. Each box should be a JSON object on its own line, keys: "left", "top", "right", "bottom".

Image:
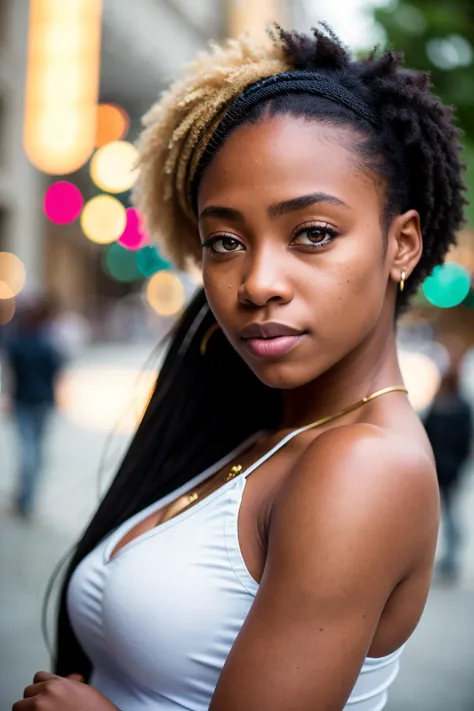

{"left": 209, "top": 422, "right": 439, "bottom": 710}
{"left": 270, "top": 422, "right": 439, "bottom": 590}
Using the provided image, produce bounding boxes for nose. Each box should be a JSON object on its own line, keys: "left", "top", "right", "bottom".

{"left": 238, "top": 249, "right": 293, "bottom": 307}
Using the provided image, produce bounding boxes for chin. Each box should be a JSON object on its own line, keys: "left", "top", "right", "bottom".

{"left": 245, "top": 360, "right": 318, "bottom": 390}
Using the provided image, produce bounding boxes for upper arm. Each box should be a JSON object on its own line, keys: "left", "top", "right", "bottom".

{"left": 210, "top": 425, "right": 437, "bottom": 711}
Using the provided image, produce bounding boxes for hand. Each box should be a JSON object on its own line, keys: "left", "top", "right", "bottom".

{"left": 12, "top": 671, "right": 119, "bottom": 710}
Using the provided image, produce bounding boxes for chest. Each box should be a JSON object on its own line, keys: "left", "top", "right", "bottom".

{"left": 67, "top": 480, "right": 261, "bottom": 701}
{"left": 109, "top": 441, "right": 292, "bottom": 581}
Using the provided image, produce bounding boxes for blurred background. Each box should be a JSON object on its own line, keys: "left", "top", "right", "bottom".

{"left": 0, "top": 1, "right": 473, "bottom": 710}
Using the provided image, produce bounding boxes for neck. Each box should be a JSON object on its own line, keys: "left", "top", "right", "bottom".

{"left": 280, "top": 323, "right": 404, "bottom": 429}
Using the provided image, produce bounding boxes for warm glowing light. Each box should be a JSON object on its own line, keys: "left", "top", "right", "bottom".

{"left": 146, "top": 270, "right": 185, "bottom": 316}
{"left": 23, "top": 0, "right": 102, "bottom": 174}
{"left": 398, "top": 351, "right": 441, "bottom": 412}
{"left": 44, "top": 181, "right": 83, "bottom": 224}
{"left": 228, "top": 0, "right": 287, "bottom": 38}
{"left": 0, "top": 294, "right": 15, "bottom": 324}
{"left": 0, "top": 281, "right": 14, "bottom": 299}
{"left": 422, "top": 263, "right": 471, "bottom": 308}
{"left": 103, "top": 243, "right": 143, "bottom": 282}
{"left": 136, "top": 246, "right": 170, "bottom": 277}
{"left": 90, "top": 141, "right": 139, "bottom": 193}
{"left": 118, "top": 208, "right": 149, "bottom": 251}
{"left": 186, "top": 261, "right": 204, "bottom": 285}
{"left": 96, "top": 104, "right": 130, "bottom": 147}
{"left": 0, "top": 253, "right": 27, "bottom": 298}
{"left": 57, "top": 367, "right": 156, "bottom": 434}
{"left": 80, "top": 195, "right": 126, "bottom": 244}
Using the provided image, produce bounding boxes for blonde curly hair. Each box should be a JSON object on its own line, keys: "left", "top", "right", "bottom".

{"left": 133, "top": 33, "right": 293, "bottom": 271}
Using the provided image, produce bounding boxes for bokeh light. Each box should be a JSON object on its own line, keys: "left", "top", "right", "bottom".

{"left": 0, "top": 253, "right": 27, "bottom": 298}
{"left": 398, "top": 351, "right": 441, "bottom": 412}
{"left": 187, "top": 261, "right": 204, "bottom": 285}
{"left": 44, "top": 181, "right": 83, "bottom": 224}
{"left": 422, "top": 263, "right": 471, "bottom": 308}
{"left": 103, "top": 243, "right": 143, "bottom": 282}
{"left": 0, "top": 281, "right": 14, "bottom": 299}
{"left": 118, "top": 208, "right": 149, "bottom": 251}
{"left": 146, "top": 270, "right": 185, "bottom": 316}
{"left": 95, "top": 104, "right": 130, "bottom": 147}
{"left": 80, "top": 195, "right": 127, "bottom": 244}
{"left": 90, "top": 140, "right": 139, "bottom": 193}
{"left": 136, "top": 245, "right": 170, "bottom": 277}
{"left": 23, "top": 0, "right": 102, "bottom": 174}
{"left": 57, "top": 367, "right": 156, "bottom": 434}
{"left": 0, "top": 295, "right": 15, "bottom": 324}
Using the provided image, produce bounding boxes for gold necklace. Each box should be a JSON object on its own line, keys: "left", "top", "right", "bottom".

{"left": 165, "top": 385, "right": 408, "bottom": 521}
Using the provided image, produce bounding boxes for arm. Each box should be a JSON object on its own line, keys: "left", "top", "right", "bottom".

{"left": 210, "top": 424, "right": 438, "bottom": 711}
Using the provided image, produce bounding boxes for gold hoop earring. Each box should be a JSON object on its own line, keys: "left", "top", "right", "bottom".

{"left": 200, "top": 323, "right": 220, "bottom": 356}
{"left": 399, "top": 270, "right": 407, "bottom": 293}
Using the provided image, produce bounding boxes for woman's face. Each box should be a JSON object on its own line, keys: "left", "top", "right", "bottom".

{"left": 198, "top": 116, "right": 403, "bottom": 389}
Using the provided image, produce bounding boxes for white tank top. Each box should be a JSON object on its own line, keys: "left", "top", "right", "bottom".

{"left": 67, "top": 428, "right": 405, "bottom": 711}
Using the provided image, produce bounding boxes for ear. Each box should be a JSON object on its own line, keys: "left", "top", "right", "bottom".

{"left": 388, "top": 209, "right": 423, "bottom": 288}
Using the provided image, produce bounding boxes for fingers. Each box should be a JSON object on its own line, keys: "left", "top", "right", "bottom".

{"left": 66, "top": 673, "right": 85, "bottom": 682}
{"left": 33, "top": 671, "right": 59, "bottom": 683}
{"left": 13, "top": 700, "right": 34, "bottom": 710}
{"left": 23, "top": 682, "right": 46, "bottom": 699}
{"left": 17, "top": 671, "right": 84, "bottom": 708}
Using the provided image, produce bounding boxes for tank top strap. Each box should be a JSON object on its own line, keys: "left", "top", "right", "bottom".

{"left": 243, "top": 421, "right": 321, "bottom": 480}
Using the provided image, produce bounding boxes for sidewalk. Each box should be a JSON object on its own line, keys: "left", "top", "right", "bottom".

{"left": 1, "top": 343, "right": 474, "bottom": 710}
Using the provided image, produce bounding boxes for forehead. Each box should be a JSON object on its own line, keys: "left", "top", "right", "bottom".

{"left": 197, "top": 116, "right": 380, "bottom": 214}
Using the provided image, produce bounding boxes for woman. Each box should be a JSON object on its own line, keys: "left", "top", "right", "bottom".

{"left": 14, "top": 25, "right": 465, "bottom": 711}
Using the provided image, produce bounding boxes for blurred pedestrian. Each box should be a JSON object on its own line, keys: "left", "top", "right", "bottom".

{"left": 4, "top": 296, "right": 63, "bottom": 518}
{"left": 424, "top": 347, "right": 472, "bottom": 581}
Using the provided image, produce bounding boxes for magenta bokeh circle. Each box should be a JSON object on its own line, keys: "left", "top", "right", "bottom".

{"left": 118, "top": 208, "right": 149, "bottom": 251}
{"left": 44, "top": 181, "right": 83, "bottom": 224}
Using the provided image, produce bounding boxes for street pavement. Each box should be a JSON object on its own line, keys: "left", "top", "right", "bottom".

{"left": 1, "top": 343, "right": 473, "bottom": 711}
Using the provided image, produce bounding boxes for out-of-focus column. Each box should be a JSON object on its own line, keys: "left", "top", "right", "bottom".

{"left": 7, "top": 0, "right": 45, "bottom": 291}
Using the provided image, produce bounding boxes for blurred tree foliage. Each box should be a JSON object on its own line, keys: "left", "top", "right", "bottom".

{"left": 373, "top": 0, "right": 474, "bottom": 224}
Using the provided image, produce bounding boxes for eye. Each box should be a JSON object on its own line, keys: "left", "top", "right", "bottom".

{"left": 201, "top": 235, "right": 245, "bottom": 255}
{"left": 291, "top": 223, "right": 339, "bottom": 249}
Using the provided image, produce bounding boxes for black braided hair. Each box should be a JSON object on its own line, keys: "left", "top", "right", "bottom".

{"left": 196, "top": 25, "right": 468, "bottom": 311}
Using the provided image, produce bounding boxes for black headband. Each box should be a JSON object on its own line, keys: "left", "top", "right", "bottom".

{"left": 190, "top": 70, "right": 378, "bottom": 210}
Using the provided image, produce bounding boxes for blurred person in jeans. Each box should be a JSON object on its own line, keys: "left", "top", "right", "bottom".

{"left": 424, "top": 347, "right": 472, "bottom": 581}
{"left": 4, "top": 296, "right": 63, "bottom": 518}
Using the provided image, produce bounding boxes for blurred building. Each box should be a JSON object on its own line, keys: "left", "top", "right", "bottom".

{"left": 0, "top": 1, "right": 44, "bottom": 291}
{"left": 0, "top": 0, "right": 303, "bottom": 330}
{"left": 1, "top": 1, "right": 223, "bottom": 320}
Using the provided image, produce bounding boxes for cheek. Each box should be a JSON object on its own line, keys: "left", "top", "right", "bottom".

{"left": 310, "top": 239, "right": 386, "bottom": 331}
{"left": 202, "top": 269, "right": 235, "bottom": 320}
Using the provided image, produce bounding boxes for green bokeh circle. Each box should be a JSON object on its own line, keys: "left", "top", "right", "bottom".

{"left": 136, "top": 246, "right": 170, "bottom": 277}
{"left": 422, "top": 263, "right": 470, "bottom": 308}
{"left": 102, "top": 243, "right": 143, "bottom": 282}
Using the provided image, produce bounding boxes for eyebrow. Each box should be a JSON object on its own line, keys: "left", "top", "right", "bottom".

{"left": 199, "top": 192, "right": 350, "bottom": 222}
{"left": 198, "top": 205, "right": 243, "bottom": 222}
{"left": 268, "top": 192, "right": 350, "bottom": 218}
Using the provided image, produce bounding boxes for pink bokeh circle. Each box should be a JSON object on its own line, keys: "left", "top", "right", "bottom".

{"left": 44, "top": 181, "right": 83, "bottom": 224}
{"left": 118, "top": 208, "right": 149, "bottom": 251}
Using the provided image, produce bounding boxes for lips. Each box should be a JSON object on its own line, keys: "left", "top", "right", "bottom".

{"left": 240, "top": 322, "right": 304, "bottom": 339}
{"left": 240, "top": 322, "right": 306, "bottom": 358}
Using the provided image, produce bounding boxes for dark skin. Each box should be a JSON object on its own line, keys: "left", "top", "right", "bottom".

{"left": 198, "top": 118, "right": 438, "bottom": 710}
{"left": 15, "top": 117, "right": 439, "bottom": 711}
